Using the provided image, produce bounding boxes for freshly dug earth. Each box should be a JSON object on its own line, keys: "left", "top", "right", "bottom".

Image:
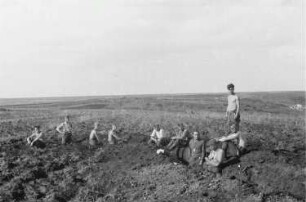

{"left": 0, "top": 120, "right": 305, "bottom": 202}
{"left": 1, "top": 92, "right": 305, "bottom": 202}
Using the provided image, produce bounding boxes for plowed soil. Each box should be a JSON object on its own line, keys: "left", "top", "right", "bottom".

{"left": 0, "top": 92, "right": 305, "bottom": 202}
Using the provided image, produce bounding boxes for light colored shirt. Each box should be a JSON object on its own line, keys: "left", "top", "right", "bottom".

{"left": 108, "top": 130, "right": 120, "bottom": 144}
{"left": 108, "top": 130, "right": 114, "bottom": 143}
{"left": 227, "top": 94, "right": 239, "bottom": 112}
{"left": 27, "top": 132, "right": 43, "bottom": 143}
{"left": 219, "top": 131, "right": 246, "bottom": 148}
{"left": 89, "top": 130, "right": 98, "bottom": 141}
{"left": 150, "top": 129, "right": 165, "bottom": 140}
{"left": 57, "top": 122, "right": 72, "bottom": 133}
{"left": 208, "top": 149, "right": 224, "bottom": 165}
{"left": 208, "top": 150, "right": 217, "bottom": 160}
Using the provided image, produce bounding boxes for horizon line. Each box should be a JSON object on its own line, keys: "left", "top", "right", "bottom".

{"left": 0, "top": 89, "right": 304, "bottom": 100}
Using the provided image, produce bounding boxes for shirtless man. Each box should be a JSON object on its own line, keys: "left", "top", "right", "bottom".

{"left": 226, "top": 83, "right": 240, "bottom": 132}
{"left": 89, "top": 122, "right": 101, "bottom": 146}
{"left": 27, "top": 126, "right": 45, "bottom": 148}
{"left": 204, "top": 139, "right": 224, "bottom": 176}
{"left": 108, "top": 124, "right": 122, "bottom": 145}
{"left": 56, "top": 116, "right": 73, "bottom": 145}
{"left": 218, "top": 124, "right": 247, "bottom": 155}
{"left": 167, "top": 123, "right": 190, "bottom": 151}
{"left": 148, "top": 124, "right": 166, "bottom": 147}
{"left": 189, "top": 131, "right": 206, "bottom": 167}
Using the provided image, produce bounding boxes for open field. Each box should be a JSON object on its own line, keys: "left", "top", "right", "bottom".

{"left": 0, "top": 91, "right": 305, "bottom": 202}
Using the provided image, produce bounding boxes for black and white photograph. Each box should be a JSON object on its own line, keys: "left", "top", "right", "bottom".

{"left": 0, "top": 0, "right": 305, "bottom": 201}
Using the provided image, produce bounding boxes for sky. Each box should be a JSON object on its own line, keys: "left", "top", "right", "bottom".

{"left": 0, "top": 0, "right": 304, "bottom": 98}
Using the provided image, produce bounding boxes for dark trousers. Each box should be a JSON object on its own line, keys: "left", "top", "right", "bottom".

{"left": 32, "top": 140, "right": 46, "bottom": 149}
{"left": 62, "top": 132, "right": 72, "bottom": 145}
{"left": 227, "top": 112, "right": 241, "bottom": 132}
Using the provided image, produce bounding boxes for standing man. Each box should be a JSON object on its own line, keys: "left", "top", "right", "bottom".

{"left": 56, "top": 115, "right": 73, "bottom": 145}
{"left": 226, "top": 83, "right": 241, "bottom": 132}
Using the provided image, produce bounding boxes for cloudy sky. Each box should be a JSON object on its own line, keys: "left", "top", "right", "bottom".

{"left": 0, "top": 0, "right": 304, "bottom": 98}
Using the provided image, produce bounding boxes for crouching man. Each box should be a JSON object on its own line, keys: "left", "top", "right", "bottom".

{"left": 218, "top": 124, "right": 247, "bottom": 156}
{"left": 108, "top": 124, "right": 122, "bottom": 145}
{"left": 89, "top": 122, "right": 101, "bottom": 147}
{"left": 204, "top": 138, "right": 240, "bottom": 177}
{"left": 148, "top": 124, "right": 167, "bottom": 147}
{"left": 56, "top": 115, "right": 73, "bottom": 145}
{"left": 27, "top": 126, "right": 46, "bottom": 149}
{"left": 167, "top": 123, "right": 190, "bottom": 151}
{"left": 203, "top": 139, "right": 224, "bottom": 177}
